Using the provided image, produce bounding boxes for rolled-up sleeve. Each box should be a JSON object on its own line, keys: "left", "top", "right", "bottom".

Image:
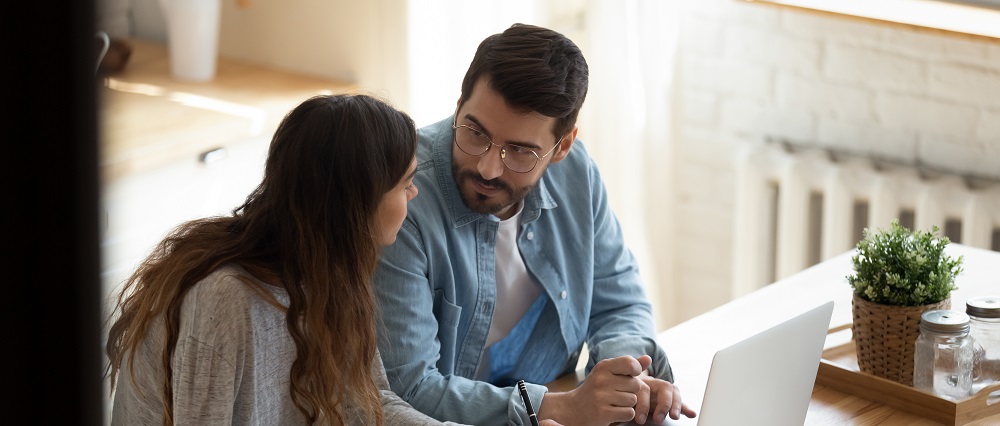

{"left": 374, "top": 349, "right": 472, "bottom": 426}
{"left": 582, "top": 158, "right": 674, "bottom": 383}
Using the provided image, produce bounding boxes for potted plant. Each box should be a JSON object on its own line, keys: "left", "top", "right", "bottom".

{"left": 846, "top": 219, "right": 964, "bottom": 386}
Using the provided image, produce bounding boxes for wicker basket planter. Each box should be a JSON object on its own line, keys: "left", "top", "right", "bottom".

{"left": 851, "top": 293, "right": 951, "bottom": 386}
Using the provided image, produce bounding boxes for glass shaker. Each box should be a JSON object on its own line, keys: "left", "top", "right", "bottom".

{"left": 967, "top": 295, "right": 1000, "bottom": 394}
{"left": 913, "top": 309, "right": 974, "bottom": 401}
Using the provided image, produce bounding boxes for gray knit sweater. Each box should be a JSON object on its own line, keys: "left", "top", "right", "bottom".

{"left": 110, "top": 265, "right": 462, "bottom": 425}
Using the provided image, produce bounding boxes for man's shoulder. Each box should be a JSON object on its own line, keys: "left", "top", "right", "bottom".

{"left": 417, "top": 117, "right": 453, "bottom": 146}
{"left": 408, "top": 117, "right": 456, "bottom": 219}
{"left": 563, "top": 138, "right": 593, "bottom": 166}
{"left": 546, "top": 138, "right": 598, "bottom": 184}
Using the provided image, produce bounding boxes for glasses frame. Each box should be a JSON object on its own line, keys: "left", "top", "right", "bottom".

{"left": 452, "top": 121, "right": 565, "bottom": 174}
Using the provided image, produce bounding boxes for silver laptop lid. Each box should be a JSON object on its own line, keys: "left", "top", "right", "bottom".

{"left": 696, "top": 301, "right": 834, "bottom": 426}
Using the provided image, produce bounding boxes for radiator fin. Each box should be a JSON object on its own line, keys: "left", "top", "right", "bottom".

{"left": 732, "top": 142, "right": 1000, "bottom": 297}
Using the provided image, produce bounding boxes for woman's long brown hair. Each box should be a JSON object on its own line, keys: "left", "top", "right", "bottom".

{"left": 105, "top": 94, "right": 417, "bottom": 425}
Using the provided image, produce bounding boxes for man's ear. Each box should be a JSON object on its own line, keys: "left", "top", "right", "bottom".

{"left": 550, "top": 127, "right": 578, "bottom": 164}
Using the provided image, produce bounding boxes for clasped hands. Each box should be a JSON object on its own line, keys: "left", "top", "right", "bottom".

{"left": 537, "top": 355, "right": 697, "bottom": 426}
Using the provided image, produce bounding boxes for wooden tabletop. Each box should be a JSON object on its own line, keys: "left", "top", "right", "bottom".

{"left": 550, "top": 243, "right": 1000, "bottom": 425}
{"left": 664, "top": 244, "right": 1000, "bottom": 425}
{"left": 98, "top": 39, "right": 355, "bottom": 183}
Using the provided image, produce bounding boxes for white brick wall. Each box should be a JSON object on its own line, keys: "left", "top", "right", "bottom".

{"left": 816, "top": 117, "right": 917, "bottom": 159}
{"left": 719, "top": 98, "right": 816, "bottom": 142}
{"left": 667, "top": 0, "right": 1000, "bottom": 326}
{"left": 929, "top": 64, "right": 1000, "bottom": 108}
{"left": 776, "top": 72, "right": 873, "bottom": 121}
{"left": 980, "top": 109, "right": 1000, "bottom": 141}
{"left": 825, "top": 44, "right": 927, "bottom": 90}
{"left": 877, "top": 93, "right": 980, "bottom": 137}
{"left": 725, "top": 26, "right": 822, "bottom": 75}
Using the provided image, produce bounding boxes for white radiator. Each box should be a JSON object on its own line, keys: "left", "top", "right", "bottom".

{"left": 732, "top": 142, "right": 1000, "bottom": 297}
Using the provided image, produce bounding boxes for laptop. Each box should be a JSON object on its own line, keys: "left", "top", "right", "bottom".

{"left": 620, "top": 300, "right": 835, "bottom": 426}
{"left": 694, "top": 300, "right": 835, "bottom": 426}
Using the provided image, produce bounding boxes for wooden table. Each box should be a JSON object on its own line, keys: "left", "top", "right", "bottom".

{"left": 550, "top": 243, "right": 1000, "bottom": 425}
{"left": 98, "top": 39, "right": 355, "bottom": 183}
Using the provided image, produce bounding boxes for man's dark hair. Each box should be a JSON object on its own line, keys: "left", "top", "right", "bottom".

{"left": 460, "top": 23, "right": 589, "bottom": 139}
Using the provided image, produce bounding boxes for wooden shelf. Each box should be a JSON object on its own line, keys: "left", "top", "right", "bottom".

{"left": 98, "top": 39, "right": 356, "bottom": 183}
{"left": 746, "top": 0, "right": 1000, "bottom": 40}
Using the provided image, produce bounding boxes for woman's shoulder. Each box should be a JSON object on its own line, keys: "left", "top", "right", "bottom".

{"left": 179, "top": 265, "right": 285, "bottom": 337}
{"left": 189, "top": 265, "right": 262, "bottom": 305}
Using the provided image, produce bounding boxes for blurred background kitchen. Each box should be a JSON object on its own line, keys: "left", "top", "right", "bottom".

{"left": 85, "top": 0, "right": 1000, "bottom": 423}
{"left": 97, "top": 0, "right": 1000, "bottom": 332}
{"left": 13, "top": 0, "right": 1000, "bottom": 424}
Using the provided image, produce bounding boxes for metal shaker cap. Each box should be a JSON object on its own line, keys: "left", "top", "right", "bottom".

{"left": 920, "top": 309, "right": 971, "bottom": 334}
{"left": 966, "top": 295, "right": 1000, "bottom": 319}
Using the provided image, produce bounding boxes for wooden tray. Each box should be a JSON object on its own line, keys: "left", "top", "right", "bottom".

{"left": 817, "top": 325, "right": 1000, "bottom": 426}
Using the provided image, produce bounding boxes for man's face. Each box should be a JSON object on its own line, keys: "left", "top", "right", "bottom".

{"left": 451, "top": 78, "right": 575, "bottom": 220}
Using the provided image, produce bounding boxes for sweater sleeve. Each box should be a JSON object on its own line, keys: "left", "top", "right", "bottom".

{"left": 374, "top": 350, "right": 471, "bottom": 426}
{"left": 171, "top": 335, "right": 241, "bottom": 424}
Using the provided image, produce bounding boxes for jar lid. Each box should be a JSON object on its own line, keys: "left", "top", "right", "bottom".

{"left": 920, "top": 310, "right": 970, "bottom": 334}
{"left": 967, "top": 295, "right": 1000, "bottom": 318}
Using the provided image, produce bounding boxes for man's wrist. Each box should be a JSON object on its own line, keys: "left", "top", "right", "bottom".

{"left": 537, "top": 390, "right": 568, "bottom": 423}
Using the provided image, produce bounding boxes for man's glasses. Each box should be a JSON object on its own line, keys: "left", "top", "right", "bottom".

{"left": 452, "top": 123, "right": 563, "bottom": 173}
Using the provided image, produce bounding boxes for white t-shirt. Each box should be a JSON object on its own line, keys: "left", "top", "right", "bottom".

{"left": 476, "top": 205, "right": 543, "bottom": 380}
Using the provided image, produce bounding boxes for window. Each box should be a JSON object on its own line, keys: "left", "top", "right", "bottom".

{"left": 745, "top": 0, "right": 1000, "bottom": 39}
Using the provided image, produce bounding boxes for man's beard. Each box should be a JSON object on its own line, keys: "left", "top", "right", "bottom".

{"left": 451, "top": 160, "right": 536, "bottom": 216}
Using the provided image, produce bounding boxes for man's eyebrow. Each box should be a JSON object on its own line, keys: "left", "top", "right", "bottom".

{"left": 461, "top": 113, "right": 543, "bottom": 150}
{"left": 464, "top": 114, "right": 488, "bottom": 133}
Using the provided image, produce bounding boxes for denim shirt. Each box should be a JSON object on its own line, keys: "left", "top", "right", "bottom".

{"left": 375, "top": 117, "right": 673, "bottom": 426}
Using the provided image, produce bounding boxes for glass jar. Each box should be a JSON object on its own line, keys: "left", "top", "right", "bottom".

{"left": 967, "top": 295, "right": 1000, "bottom": 394}
{"left": 913, "top": 309, "right": 974, "bottom": 401}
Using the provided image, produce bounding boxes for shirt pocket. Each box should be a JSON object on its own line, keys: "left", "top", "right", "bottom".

{"left": 432, "top": 290, "right": 463, "bottom": 372}
{"left": 433, "top": 289, "right": 462, "bottom": 328}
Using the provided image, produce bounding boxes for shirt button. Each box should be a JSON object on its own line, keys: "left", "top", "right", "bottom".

{"left": 526, "top": 231, "right": 534, "bottom": 240}
{"left": 560, "top": 290, "right": 567, "bottom": 299}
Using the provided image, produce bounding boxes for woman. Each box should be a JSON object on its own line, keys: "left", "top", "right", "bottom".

{"left": 105, "top": 94, "right": 442, "bottom": 425}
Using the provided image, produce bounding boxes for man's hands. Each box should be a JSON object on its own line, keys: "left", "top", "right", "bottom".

{"left": 537, "top": 354, "right": 647, "bottom": 425}
{"left": 536, "top": 355, "right": 696, "bottom": 426}
{"left": 634, "top": 357, "right": 697, "bottom": 424}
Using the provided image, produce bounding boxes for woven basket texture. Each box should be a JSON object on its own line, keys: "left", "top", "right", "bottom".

{"left": 851, "top": 293, "right": 950, "bottom": 386}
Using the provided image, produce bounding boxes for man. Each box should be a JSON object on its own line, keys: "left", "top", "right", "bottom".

{"left": 375, "top": 23, "right": 696, "bottom": 426}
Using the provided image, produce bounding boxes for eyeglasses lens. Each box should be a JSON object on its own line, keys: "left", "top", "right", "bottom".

{"left": 455, "top": 126, "right": 537, "bottom": 173}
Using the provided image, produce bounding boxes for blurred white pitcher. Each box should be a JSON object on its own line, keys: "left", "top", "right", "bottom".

{"left": 159, "top": 0, "right": 221, "bottom": 82}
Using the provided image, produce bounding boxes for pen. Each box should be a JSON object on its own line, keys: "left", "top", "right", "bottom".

{"left": 517, "top": 380, "right": 541, "bottom": 426}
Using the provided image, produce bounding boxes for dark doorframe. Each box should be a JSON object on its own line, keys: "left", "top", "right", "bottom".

{"left": 4, "top": 2, "right": 104, "bottom": 425}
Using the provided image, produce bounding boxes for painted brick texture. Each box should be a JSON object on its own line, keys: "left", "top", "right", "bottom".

{"left": 668, "top": 0, "right": 1000, "bottom": 326}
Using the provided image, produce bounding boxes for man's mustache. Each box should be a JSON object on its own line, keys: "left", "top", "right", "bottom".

{"left": 461, "top": 171, "right": 510, "bottom": 192}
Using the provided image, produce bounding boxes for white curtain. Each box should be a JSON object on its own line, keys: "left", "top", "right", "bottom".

{"left": 405, "top": 0, "right": 543, "bottom": 127}
{"left": 578, "top": 0, "right": 681, "bottom": 330}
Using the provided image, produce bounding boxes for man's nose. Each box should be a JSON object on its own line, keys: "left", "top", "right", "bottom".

{"left": 477, "top": 146, "right": 505, "bottom": 181}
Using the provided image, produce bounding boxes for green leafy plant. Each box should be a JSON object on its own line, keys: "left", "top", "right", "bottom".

{"left": 847, "top": 219, "right": 963, "bottom": 306}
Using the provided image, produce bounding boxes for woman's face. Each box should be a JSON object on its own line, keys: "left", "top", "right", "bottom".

{"left": 375, "top": 157, "right": 418, "bottom": 246}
